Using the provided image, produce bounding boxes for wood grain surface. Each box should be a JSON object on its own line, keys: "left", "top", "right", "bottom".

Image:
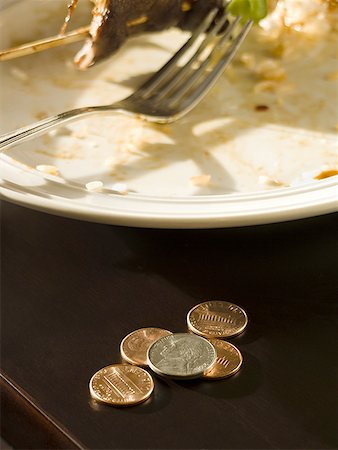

{"left": 1, "top": 201, "right": 337, "bottom": 449}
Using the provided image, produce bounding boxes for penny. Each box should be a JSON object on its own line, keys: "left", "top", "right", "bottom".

{"left": 203, "top": 340, "right": 243, "bottom": 380}
{"left": 187, "top": 301, "right": 248, "bottom": 338}
{"left": 89, "top": 364, "right": 154, "bottom": 407}
{"left": 120, "top": 328, "right": 172, "bottom": 367}
{"left": 147, "top": 333, "right": 216, "bottom": 379}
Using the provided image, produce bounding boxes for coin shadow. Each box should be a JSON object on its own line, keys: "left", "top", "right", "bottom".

{"left": 174, "top": 351, "right": 262, "bottom": 399}
{"left": 129, "top": 377, "right": 172, "bottom": 415}
{"left": 227, "top": 328, "right": 261, "bottom": 346}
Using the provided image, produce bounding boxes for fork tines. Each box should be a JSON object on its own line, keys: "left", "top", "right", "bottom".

{"left": 135, "top": 7, "right": 252, "bottom": 114}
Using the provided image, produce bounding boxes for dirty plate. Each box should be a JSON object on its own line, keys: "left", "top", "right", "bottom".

{"left": 0, "top": 1, "right": 337, "bottom": 228}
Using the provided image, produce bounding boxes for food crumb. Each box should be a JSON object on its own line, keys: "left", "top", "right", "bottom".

{"left": 255, "top": 105, "right": 270, "bottom": 112}
{"left": 315, "top": 169, "right": 338, "bottom": 180}
{"left": 71, "top": 131, "right": 87, "bottom": 139}
{"left": 239, "top": 52, "right": 256, "bottom": 70}
{"left": 111, "top": 182, "right": 128, "bottom": 194}
{"left": 290, "top": 168, "right": 329, "bottom": 187}
{"left": 190, "top": 174, "right": 212, "bottom": 187}
{"left": 48, "top": 127, "right": 72, "bottom": 138}
{"left": 254, "top": 80, "right": 277, "bottom": 93}
{"left": 10, "top": 67, "right": 29, "bottom": 83}
{"left": 85, "top": 181, "right": 104, "bottom": 192}
{"left": 36, "top": 164, "right": 59, "bottom": 176}
{"left": 35, "top": 111, "right": 48, "bottom": 120}
{"left": 103, "top": 157, "right": 116, "bottom": 168}
{"left": 112, "top": 183, "right": 128, "bottom": 192}
{"left": 255, "top": 59, "right": 286, "bottom": 81}
{"left": 259, "top": 175, "right": 284, "bottom": 187}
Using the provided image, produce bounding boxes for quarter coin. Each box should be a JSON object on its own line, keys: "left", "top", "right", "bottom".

{"left": 120, "top": 327, "right": 172, "bottom": 366}
{"left": 147, "top": 333, "right": 216, "bottom": 379}
{"left": 187, "top": 301, "right": 248, "bottom": 338}
{"left": 89, "top": 364, "right": 154, "bottom": 406}
{"left": 203, "top": 340, "right": 243, "bottom": 380}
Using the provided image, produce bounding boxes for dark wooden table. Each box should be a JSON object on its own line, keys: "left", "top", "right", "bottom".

{"left": 1, "top": 200, "right": 337, "bottom": 450}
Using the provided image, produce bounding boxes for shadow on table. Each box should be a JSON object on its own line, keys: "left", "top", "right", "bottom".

{"left": 174, "top": 351, "right": 261, "bottom": 400}
{"left": 2, "top": 202, "right": 337, "bottom": 448}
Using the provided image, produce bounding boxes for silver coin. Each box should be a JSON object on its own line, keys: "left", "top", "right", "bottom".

{"left": 147, "top": 333, "right": 217, "bottom": 379}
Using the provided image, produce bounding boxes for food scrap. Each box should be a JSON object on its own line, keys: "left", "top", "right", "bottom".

{"left": 111, "top": 182, "right": 129, "bottom": 194}
{"left": 36, "top": 165, "right": 60, "bottom": 176}
{"left": 255, "top": 104, "right": 270, "bottom": 111}
{"left": 190, "top": 174, "right": 212, "bottom": 187}
{"left": 85, "top": 180, "right": 104, "bottom": 191}
{"left": 315, "top": 169, "right": 338, "bottom": 180}
{"left": 72, "top": 0, "right": 268, "bottom": 69}
{"left": 10, "top": 67, "right": 29, "bottom": 83}
{"left": 258, "top": 175, "right": 284, "bottom": 187}
{"left": 74, "top": 0, "right": 218, "bottom": 69}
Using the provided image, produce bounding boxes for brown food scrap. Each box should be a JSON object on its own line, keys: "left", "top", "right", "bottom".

{"left": 255, "top": 105, "right": 270, "bottom": 112}
{"left": 315, "top": 169, "right": 338, "bottom": 180}
{"left": 74, "top": 0, "right": 222, "bottom": 69}
{"left": 35, "top": 111, "right": 49, "bottom": 120}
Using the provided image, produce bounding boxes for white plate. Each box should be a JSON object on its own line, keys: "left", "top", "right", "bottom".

{"left": 0, "top": 1, "right": 337, "bottom": 228}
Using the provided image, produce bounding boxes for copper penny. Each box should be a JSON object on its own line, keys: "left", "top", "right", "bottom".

{"left": 120, "top": 328, "right": 172, "bottom": 366}
{"left": 203, "top": 340, "right": 243, "bottom": 380}
{"left": 187, "top": 301, "right": 248, "bottom": 338}
{"left": 89, "top": 364, "right": 154, "bottom": 407}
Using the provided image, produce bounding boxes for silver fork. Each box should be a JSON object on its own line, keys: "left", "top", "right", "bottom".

{"left": 0, "top": 8, "right": 252, "bottom": 153}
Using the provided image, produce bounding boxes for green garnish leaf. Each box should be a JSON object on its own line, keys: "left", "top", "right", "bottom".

{"left": 228, "top": 0, "right": 268, "bottom": 23}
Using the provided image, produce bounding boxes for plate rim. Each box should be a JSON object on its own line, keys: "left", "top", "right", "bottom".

{"left": 1, "top": 157, "right": 337, "bottom": 228}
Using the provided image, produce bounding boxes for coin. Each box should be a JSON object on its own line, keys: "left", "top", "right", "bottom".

{"left": 147, "top": 333, "right": 217, "bottom": 379}
{"left": 89, "top": 364, "right": 154, "bottom": 407}
{"left": 120, "top": 328, "right": 172, "bottom": 367}
{"left": 187, "top": 300, "right": 248, "bottom": 338}
{"left": 203, "top": 340, "right": 243, "bottom": 380}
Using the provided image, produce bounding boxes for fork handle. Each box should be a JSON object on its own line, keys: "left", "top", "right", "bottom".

{"left": 0, "top": 105, "right": 119, "bottom": 153}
